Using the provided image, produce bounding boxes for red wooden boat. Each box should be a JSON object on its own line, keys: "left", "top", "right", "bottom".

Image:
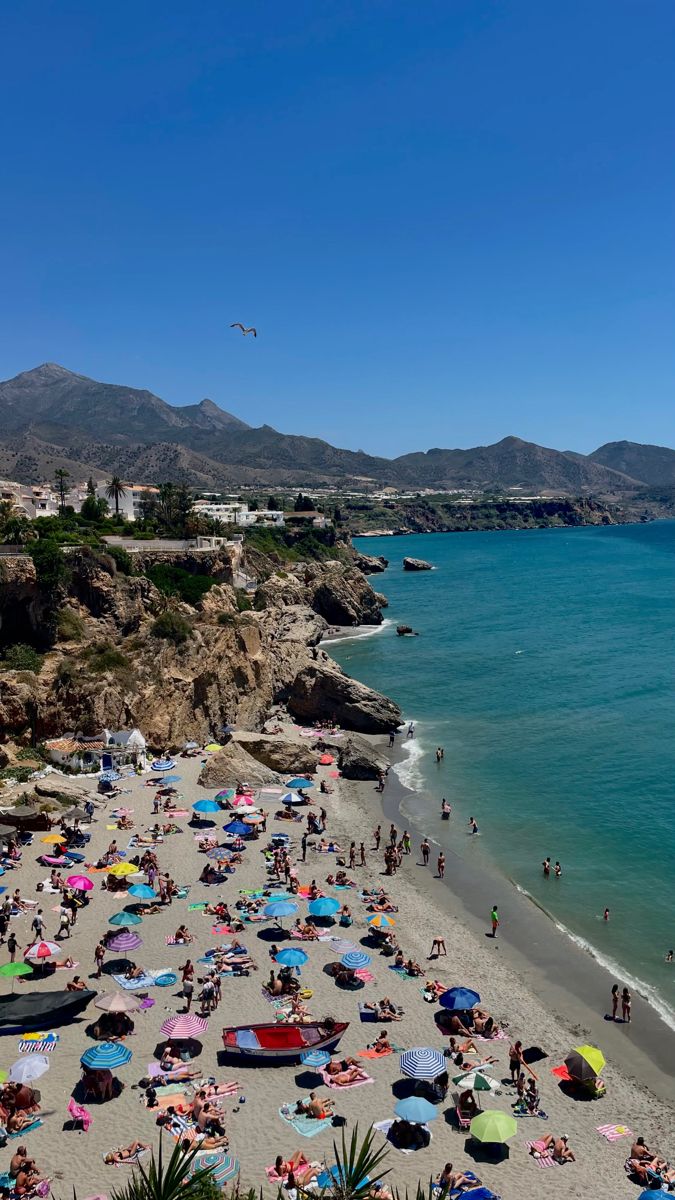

{"left": 222, "top": 1019, "right": 348, "bottom": 1063}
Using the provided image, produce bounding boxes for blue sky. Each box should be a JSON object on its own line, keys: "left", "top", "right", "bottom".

{"left": 1, "top": 1, "right": 673, "bottom": 457}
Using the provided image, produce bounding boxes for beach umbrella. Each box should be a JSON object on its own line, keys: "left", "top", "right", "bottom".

{"left": 0, "top": 962, "right": 31, "bottom": 979}
{"left": 66, "top": 874, "right": 94, "bottom": 891}
{"left": 438, "top": 986, "right": 480, "bottom": 1011}
{"left": 184, "top": 741, "right": 199, "bottom": 750}
{"left": 282, "top": 793, "right": 305, "bottom": 807}
{"left": 322, "top": 936, "right": 358, "bottom": 956}
{"left": 24, "top": 940, "right": 60, "bottom": 963}
{"left": 81, "top": 1042, "right": 132, "bottom": 1070}
{"left": 242, "top": 813, "right": 265, "bottom": 825}
{"left": 264, "top": 900, "right": 298, "bottom": 920}
{"left": 300, "top": 1049, "right": 331, "bottom": 1068}
{"left": 41, "top": 833, "right": 66, "bottom": 844}
{"left": 367, "top": 913, "right": 396, "bottom": 929}
{"left": 193, "top": 799, "right": 221, "bottom": 814}
{"left": 94, "top": 992, "right": 142, "bottom": 1013}
{"left": 108, "top": 862, "right": 137, "bottom": 877}
{"left": 638, "top": 1191, "right": 669, "bottom": 1199}
{"left": 151, "top": 759, "right": 175, "bottom": 772}
{"left": 108, "top": 911, "right": 142, "bottom": 927}
{"left": 99, "top": 770, "right": 121, "bottom": 783}
{"left": 308, "top": 897, "right": 340, "bottom": 917}
{"left": 452, "top": 1070, "right": 499, "bottom": 1092}
{"left": 206, "top": 847, "right": 234, "bottom": 861}
{"left": 564, "top": 1045, "right": 605, "bottom": 1082}
{"left": 128, "top": 884, "right": 157, "bottom": 900}
{"left": 285, "top": 777, "right": 313, "bottom": 789}
{"left": 470, "top": 1110, "right": 517, "bottom": 1144}
{"left": 231, "top": 796, "right": 256, "bottom": 808}
{"left": 394, "top": 1096, "right": 438, "bottom": 1124}
{"left": 107, "top": 930, "right": 143, "bottom": 954}
{"left": 341, "top": 951, "right": 371, "bottom": 970}
{"left": 223, "top": 820, "right": 250, "bottom": 836}
{"left": 319, "top": 754, "right": 334, "bottom": 765}
{"left": 399, "top": 1048, "right": 446, "bottom": 1080}
{"left": 317, "top": 1166, "right": 369, "bottom": 1190}
{"left": 188, "top": 1151, "right": 239, "bottom": 1185}
{"left": 204, "top": 743, "right": 221, "bottom": 753}
{"left": 215, "top": 790, "right": 234, "bottom": 800}
{"left": 275, "top": 948, "right": 309, "bottom": 968}
{"left": 160, "top": 1013, "right": 208, "bottom": 1039}
{"left": 8, "top": 1056, "right": 50, "bottom": 1084}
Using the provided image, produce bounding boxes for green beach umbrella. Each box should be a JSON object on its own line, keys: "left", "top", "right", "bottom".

{"left": 0, "top": 961, "right": 32, "bottom": 991}
{"left": 452, "top": 1069, "right": 498, "bottom": 1092}
{"left": 565, "top": 1044, "right": 605, "bottom": 1082}
{"left": 470, "top": 1110, "right": 518, "bottom": 1144}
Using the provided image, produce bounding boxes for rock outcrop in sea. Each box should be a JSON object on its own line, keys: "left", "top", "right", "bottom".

{"left": 403, "top": 557, "right": 433, "bottom": 571}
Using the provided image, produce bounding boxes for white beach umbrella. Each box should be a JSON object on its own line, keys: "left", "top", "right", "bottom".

{"left": 9, "top": 1055, "right": 50, "bottom": 1083}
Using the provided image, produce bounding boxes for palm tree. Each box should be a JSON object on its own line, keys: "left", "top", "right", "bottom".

{"left": 54, "top": 468, "right": 70, "bottom": 514}
{"left": 105, "top": 476, "right": 127, "bottom": 516}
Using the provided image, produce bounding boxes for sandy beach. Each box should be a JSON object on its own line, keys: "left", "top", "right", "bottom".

{"left": 1, "top": 736, "right": 673, "bottom": 1200}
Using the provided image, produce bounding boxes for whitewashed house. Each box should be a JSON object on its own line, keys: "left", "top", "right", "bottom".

{"left": 44, "top": 727, "right": 147, "bottom": 772}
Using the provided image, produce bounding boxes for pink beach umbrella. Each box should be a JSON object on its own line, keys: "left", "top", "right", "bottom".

{"left": 66, "top": 874, "right": 94, "bottom": 892}
{"left": 24, "top": 940, "right": 60, "bottom": 963}
{"left": 160, "top": 1013, "right": 208, "bottom": 1040}
{"left": 107, "top": 930, "right": 143, "bottom": 954}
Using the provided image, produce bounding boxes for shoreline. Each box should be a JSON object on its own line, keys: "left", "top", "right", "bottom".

{"left": 352, "top": 730, "right": 675, "bottom": 1100}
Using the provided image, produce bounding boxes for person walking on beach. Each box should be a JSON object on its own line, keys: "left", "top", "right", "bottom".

{"left": 622, "top": 986, "right": 631, "bottom": 1022}
{"left": 94, "top": 941, "right": 105, "bottom": 979}
{"left": 7, "top": 930, "right": 17, "bottom": 963}
{"left": 402, "top": 831, "right": 411, "bottom": 855}
{"left": 388, "top": 730, "right": 396, "bottom": 748}
{"left": 421, "top": 839, "right": 430, "bottom": 866}
{"left": 407, "top": 722, "right": 415, "bottom": 739}
{"left": 611, "top": 984, "right": 620, "bottom": 1020}
{"left": 359, "top": 843, "right": 366, "bottom": 866}
{"left": 490, "top": 905, "right": 500, "bottom": 938}
{"left": 301, "top": 833, "right": 307, "bottom": 863}
{"left": 437, "top": 852, "right": 445, "bottom": 879}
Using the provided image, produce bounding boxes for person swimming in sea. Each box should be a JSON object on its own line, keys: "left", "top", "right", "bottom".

{"left": 469, "top": 816, "right": 478, "bottom": 835}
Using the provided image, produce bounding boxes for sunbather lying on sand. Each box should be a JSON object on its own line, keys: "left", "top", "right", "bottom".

{"left": 324, "top": 1059, "right": 369, "bottom": 1085}
{"left": 530, "top": 1134, "right": 576, "bottom": 1163}
{"left": 104, "top": 1141, "right": 150, "bottom": 1165}
{"left": 363, "top": 997, "right": 402, "bottom": 1021}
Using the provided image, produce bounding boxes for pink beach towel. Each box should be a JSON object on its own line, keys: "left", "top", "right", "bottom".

{"left": 597, "top": 1123, "right": 633, "bottom": 1142}
{"left": 354, "top": 968, "right": 375, "bottom": 982}
{"left": 320, "top": 1069, "right": 373, "bottom": 1090}
{"left": 526, "top": 1140, "right": 557, "bottom": 1167}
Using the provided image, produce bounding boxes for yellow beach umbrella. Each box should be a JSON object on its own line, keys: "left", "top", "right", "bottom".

{"left": 41, "top": 833, "right": 66, "bottom": 844}
{"left": 204, "top": 743, "right": 222, "bottom": 752}
{"left": 108, "top": 862, "right": 137, "bottom": 877}
{"left": 565, "top": 1044, "right": 605, "bottom": 1082}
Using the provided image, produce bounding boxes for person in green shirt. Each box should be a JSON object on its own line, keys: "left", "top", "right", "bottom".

{"left": 490, "top": 905, "right": 500, "bottom": 938}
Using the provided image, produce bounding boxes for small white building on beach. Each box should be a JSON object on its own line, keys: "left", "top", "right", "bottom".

{"left": 44, "top": 727, "right": 147, "bottom": 772}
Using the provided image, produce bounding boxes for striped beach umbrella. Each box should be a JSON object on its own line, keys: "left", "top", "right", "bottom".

{"left": 188, "top": 1152, "right": 239, "bottom": 1185}
{"left": 300, "top": 1049, "right": 331, "bottom": 1068}
{"left": 242, "top": 813, "right": 264, "bottom": 825}
{"left": 107, "top": 930, "right": 143, "bottom": 953}
{"left": 565, "top": 1045, "right": 605, "bottom": 1082}
{"left": 367, "top": 913, "right": 396, "bottom": 929}
{"left": 308, "top": 897, "right": 340, "bottom": 917}
{"left": 24, "top": 940, "right": 60, "bottom": 962}
{"left": 151, "top": 759, "right": 175, "bottom": 772}
{"left": 99, "top": 770, "right": 121, "bottom": 783}
{"left": 341, "top": 951, "right": 371, "bottom": 970}
{"left": 399, "top": 1048, "right": 446, "bottom": 1080}
{"left": 81, "top": 1041, "right": 132, "bottom": 1070}
{"left": 215, "top": 789, "right": 234, "bottom": 800}
{"left": 128, "top": 884, "right": 157, "bottom": 900}
{"left": 282, "top": 793, "right": 304, "bottom": 807}
{"left": 66, "top": 875, "right": 94, "bottom": 891}
{"left": 322, "top": 936, "right": 358, "bottom": 956}
{"left": 160, "top": 1013, "right": 208, "bottom": 1040}
{"left": 108, "top": 911, "right": 142, "bottom": 927}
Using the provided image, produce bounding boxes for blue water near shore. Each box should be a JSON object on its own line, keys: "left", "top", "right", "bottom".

{"left": 330, "top": 522, "right": 675, "bottom": 1027}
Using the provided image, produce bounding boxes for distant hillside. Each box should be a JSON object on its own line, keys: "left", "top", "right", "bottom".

{"left": 590, "top": 441, "right": 675, "bottom": 487}
{"left": 0, "top": 362, "right": 664, "bottom": 494}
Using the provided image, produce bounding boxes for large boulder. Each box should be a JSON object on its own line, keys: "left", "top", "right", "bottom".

{"left": 335, "top": 734, "right": 388, "bottom": 780}
{"left": 403, "top": 557, "right": 432, "bottom": 571}
{"left": 229, "top": 732, "right": 319, "bottom": 776}
{"left": 288, "top": 660, "right": 401, "bottom": 734}
{"left": 352, "top": 552, "right": 388, "bottom": 575}
{"left": 198, "top": 741, "right": 282, "bottom": 788}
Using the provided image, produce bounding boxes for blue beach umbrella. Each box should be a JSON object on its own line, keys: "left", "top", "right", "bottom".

{"left": 193, "top": 799, "right": 221, "bottom": 814}
{"left": 282, "top": 793, "right": 305, "bottom": 806}
{"left": 264, "top": 901, "right": 298, "bottom": 920}
{"left": 151, "top": 759, "right": 175, "bottom": 772}
{"left": 99, "top": 770, "right": 121, "bottom": 783}
{"left": 81, "top": 1041, "right": 132, "bottom": 1070}
{"left": 206, "top": 847, "right": 234, "bottom": 860}
{"left": 317, "top": 1165, "right": 370, "bottom": 1190}
{"left": 300, "top": 1049, "right": 331, "bottom": 1069}
{"left": 285, "top": 777, "right": 313, "bottom": 789}
{"left": 341, "top": 951, "right": 371, "bottom": 970}
{"left": 128, "top": 884, "right": 157, "bottom": 900}
{"left": 394, "top": 1096, "right": 437, "bottom": 1124}
{"left": 308, "top": 897, "right": 340, "bottom": 917}
{"left": 223, "top": 820, "right": 250, "bottom": 836}
{"left": 399, "top": 1048, "right": 446, "bottom": 1080}
{"left": 439, "top": 986, "right": 481, "bottom": 1012}
{"left": 188, "top": 1151, "right": 239, "bottom": 1185}
{"left": 108, "top": 911, "right": 142, "bottom": 927}
{"left": 275, "top": 948, "right": 309, "bottom": 968}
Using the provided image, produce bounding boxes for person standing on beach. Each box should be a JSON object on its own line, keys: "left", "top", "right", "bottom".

{"left": 421, "top": 839, "right": 430, "bottom": 866}
{"left": 407, "top": 722, "right": 415, "bottom": 739}
{"left": 437, "top": 852, "right": 445, "bottom": 879}
{"left": 94, "top": 941, "right": 105, "bottom": 979}
{"left": 388, "top": 730, "right": 396, "bottom": 748}
{"left": 622, "top": 986, "right": 631, "bottom": 1022}
{"left": 7, "top": 930, "right": 17, "bottom": 962}
{"left": 373, "top": 826, "right": 381, "bottom": 850}
{"left": 402, "top": 831, "right": 411, "bottom": 855}
{"left": 301, "top": 833, "right": 307, "bottom": 863}
{"left": 349, "top": 843, "right": 356, "bottom": 869}
{"left": 611, "top": 984, "right": 620, "bottom": 1020}
{"left": 389, "top": 824, "right": 397, "bottom": 847}
{"left": 359, "top": 843, "right": 366, "bottom": 866}
{"left": 490, "top": 905, "right": 500, "bottom": 938}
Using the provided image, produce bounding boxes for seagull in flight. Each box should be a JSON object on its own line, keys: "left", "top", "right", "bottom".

{"left": 230, "top": 323, "right": 257, "bottom": 337}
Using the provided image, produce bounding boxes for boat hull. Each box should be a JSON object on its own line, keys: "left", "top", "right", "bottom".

{"left": 222, "top": 1020, "right": 348, "bottom": 1064}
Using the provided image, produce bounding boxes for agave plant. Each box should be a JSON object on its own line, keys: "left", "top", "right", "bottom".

{"left": 328, "top": 1124, "right": 392, "bottom": 1200}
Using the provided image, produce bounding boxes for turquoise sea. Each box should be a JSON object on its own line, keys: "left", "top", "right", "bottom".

{"left": 330, "top": 522, "right": 675, "bottom": 1027}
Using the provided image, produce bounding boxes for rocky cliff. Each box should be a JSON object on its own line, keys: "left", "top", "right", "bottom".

{"left": 0, "top": 549, "right": 400, "bottom": 749}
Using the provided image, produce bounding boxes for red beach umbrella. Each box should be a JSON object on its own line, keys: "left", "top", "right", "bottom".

{"left": 160, "top": 1013, "right": 208, "bottom": 1040}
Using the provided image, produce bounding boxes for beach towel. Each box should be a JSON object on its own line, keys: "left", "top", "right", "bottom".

{"left": 188, "top": 903, "right": 207, "bottom": 911}
{"left": 388, "top": 965, "right": 414, "bottom": 978}
{"left": 104, "top": 1148, "right": 150, "bottom": 1167}
{"left": 112, "top": 969, "right": 170, "bottom": 990}
{"left": 354, "top": 968, "right": 375, "bottom": 983}
{"left": 211, "top": 925, "right": 235, "bottom": 935}
{"left": 18, "top": 1033, "right": 59, "bottom": 1053}
{"left": 476, "top": 1028, "right": 508, "bottom": 1041}
{"left": 597, "top": 1123, "right": 633, "bottom": 1142}
{"left": 9, "top": 1119, "right": 42, "bottom": 1138}
{"left": 320, "top": 1069, "right": 373, "bottom": 1090}
{"left": 278, "top": 1103, "right": 333, "bottom": 1139}
{"left": 166, "top": 935, "right": 192, "bottom": 946}
{"left": 526, "top": 1139, "right": 558, "bottom": 1167}
{"left": 358, "top": 1045, "right": 403, "bottom": 1059}
{"left": 551, "top": 1064, "right": 572, "bottom": 1080}
{"left": 373, "top": 1119, "right": 432, "bottom": 1154}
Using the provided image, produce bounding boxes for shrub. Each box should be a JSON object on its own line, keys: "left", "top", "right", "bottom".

{"left": 85, "top": 643, "right": 131, "bottom": 674}
{"left": 29, "top": 540, "right": 70, "bottom": 591}
{"left": 147, "top": 564, "right": 216, "bottom": 606}
{"left": 57, "top": 608, "right": 85, "bottom": 641}
{"left": 107, "top": 545, "right": 134, "bottom": 575}
{"left": 235, "top": 589, "right": 252, "bottom": 612}
{"left": 216, "top": 611, "right": 236, "bottom": 626}
{"left": 0, "top": 643, "right": 43, "bottom": 673}
{"left": 151, "top": 611, "right": 192, "bottom": 644}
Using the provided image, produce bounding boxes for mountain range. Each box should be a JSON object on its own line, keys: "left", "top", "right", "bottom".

{"left": 1, "top": 363, "right": 674, "bottom": 495}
